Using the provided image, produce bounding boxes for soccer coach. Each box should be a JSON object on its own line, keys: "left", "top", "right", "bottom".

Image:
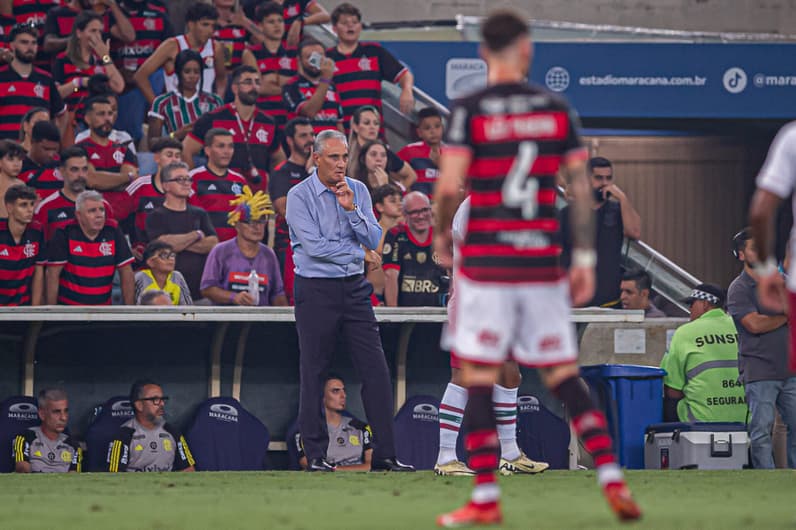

{"left": 286, "top": 129, "right": 414, "bottom": 472}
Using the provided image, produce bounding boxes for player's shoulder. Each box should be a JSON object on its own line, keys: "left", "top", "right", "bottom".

{"left": 772, "top": 120, "right": 796, "bottom": 149}
{"left": 347, "top": 417, "right": 369, "bottom": 432}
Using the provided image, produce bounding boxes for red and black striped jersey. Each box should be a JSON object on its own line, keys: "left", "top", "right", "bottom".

{"left": 123, "top": 174, "right": 164, "bottom": 248}
{"left": 397, "top": 141, "right": 440, "bottom": 199}
{"left": 326, "top": 42, "right": 407, "bottom": 132}
{"left": 0, "top": 14, "right": 16, "bottom": 51}
{"left": 46, "top": 219, "right": 133, "bottom": 305}
{"left": 34, "top": 190, "right": 116, "bottom": 240}
{"left": 10, "top": 0, "right": 60, "bottom": 67}
{"left": 280, "top": 0, "right": 313, "bottom": 47}
{"left": 0, "top": 219, "right": 45, "bottom": 305}
{"left": 0, "top": 65, "right": 65, "bottom": 140}
{"left": 188, "top": 104, "right": 282, "bottom": 192}
{"left": 187, "top": 165, "right": 247, "bottom": 242}
{"left": 250, "top": 43, "right": 296, "bottom": 128}
{"left": 76, "top": 137, "right": 137, "bottom": 221}
{"left": 111, "top": 3, "right": 172, "bottom": 73}
{"left": 44, "top": 5, "right": 113, "bottom": 43}
{"left": 268, "top": 160, "right": 308, "bottom": 253}
{"left": 52, "top": 52, "right": 110, "bottom": 121}
{"left": 213, "top": 22, "right": 249, "bottom": 70}
{"left": 445, "top": 82, "right": 587, "bottom": 284}
{"left": 282, "top": 74, "right": 343, "bottom": 134}
{"left": 21, "top": 156, "right": 62, "bottom": 199}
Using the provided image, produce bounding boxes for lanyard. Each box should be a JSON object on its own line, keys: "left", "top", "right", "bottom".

{"left": 231, "top": 104, "right": 256, "bottom": 143}
{"left": 230, "top": 104, "right": 261, "bottom": 183}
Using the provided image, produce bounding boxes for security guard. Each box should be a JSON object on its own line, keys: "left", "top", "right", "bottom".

{"left": 661, "top": 284, "right": 748, "bottom": 423}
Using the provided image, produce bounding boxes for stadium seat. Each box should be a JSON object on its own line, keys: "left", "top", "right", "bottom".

{"left": 185, "top": 397, "right": 270, "bottom": 471}
{"left": 84, "top": 395, "right": 135, "bottom": 472}
{"left": 0, "top": 396, "right": 39, "bottom": 473}
{"left": 515, "top": 395, "right": 571, "bottom": 469}
{"left": 393, "top": 395, "right": 441, "bottom": 470}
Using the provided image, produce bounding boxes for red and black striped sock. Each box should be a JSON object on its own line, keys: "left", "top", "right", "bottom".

{"left": 552, "top": 376, "right": 623, "bottom": 486}
{"left": 463, "top": 385, "right": 500, "bottom": 508}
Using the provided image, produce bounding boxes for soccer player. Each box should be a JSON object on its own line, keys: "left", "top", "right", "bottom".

{"left": 107, "top": 379, "right": 195, "bottom": 472}
{"left": 0, "top": 184, "right": 44, "bottom": 306}
{"left": 13, "top": 388, "right": 82, "bottom": 473}
{"left": 241, "top": 1, "right": 297, "bottom": 130}
{"left": 45, "top": 189, "right": 134, "bottom": 305}
{"left": 397, "top": 107, "right": 443, "bottom": 198}
{"left": 0, "top": 140, "right": 25, "bottom": 218}
{"left": 433, "top": 11, "right": 641, "bottom": 526}
{"left": 188, "top": 128, "right": 248, "bottom": 242}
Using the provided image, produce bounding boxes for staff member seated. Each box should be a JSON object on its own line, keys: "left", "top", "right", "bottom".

{"left": 660, "top": 284, "right": 748, "bottom": 423}
{"left": 297, "top": 375, "right": 373, "bottom": 471}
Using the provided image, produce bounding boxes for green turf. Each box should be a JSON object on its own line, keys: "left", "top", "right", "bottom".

{"left": 0, "top": 470, "right": 794, "bottom": 529}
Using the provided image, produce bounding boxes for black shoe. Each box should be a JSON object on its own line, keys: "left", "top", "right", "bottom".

{"left": 370, "top": 457, "right": 415, "bottom": 472}
{"left": 307, "top": 457, "right": 336, "bottom": 472}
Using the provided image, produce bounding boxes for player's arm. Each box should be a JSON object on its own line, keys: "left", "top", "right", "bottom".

{"left": 383, "top": 268, "right": 398, "bottom": 306}
{"left": 31, "top": 265, "right": 44, "bottom": 306}
{"left": 303, "top": 1, "right": 330, "bottom": 26}
{"left": 135, "top": 39, "right": 177, "bottom": 105}
{"left": 434, "top": 147, "right": 471, "bottom": 269}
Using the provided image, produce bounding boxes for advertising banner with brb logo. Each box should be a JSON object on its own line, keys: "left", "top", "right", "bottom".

{"left": 383, "top": 41, "right": 796, "bottom": 119}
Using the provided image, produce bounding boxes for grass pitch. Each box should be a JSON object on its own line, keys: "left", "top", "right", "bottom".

{"left": 0, "top": 470, "right": 794, "bottom": 530}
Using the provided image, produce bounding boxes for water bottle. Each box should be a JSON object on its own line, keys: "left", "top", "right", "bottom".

{"left": 247, "top": 269, "right": 260, "bottom": 305}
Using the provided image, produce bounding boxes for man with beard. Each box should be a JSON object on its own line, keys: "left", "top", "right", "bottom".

{"left": 0, "top": 0, "right": 61, "bottom": 68}
{"left": 45, "top": 189, "right": 134, "bottom": 305}
{"left": 22, "top": 121, "right": 62, "bottom": 200}
{"left": 282, "top": 38, "right": 343, "bottom": 134}
{"left": 0, "top": 184, "right": 44, "bottom": 306}
{"left": 107, "top": 380, "right": 195, "bottom": 472}
{"left": 183, "top": 65, "right": 285, "bottom": 192}
{"left": 76, "top": 96, "right": 138, "bottom": 221}
{"left": 269, "top": 116, "right": 314, "bottom": 273}
{"left": 35, "top": 146, "right": 114, "bottom": 240}
{"left": 0, "top": 23, "right": 66, "bottom": 140}
{"left": 13, "top": 388, "right": 82, "bottom": 472}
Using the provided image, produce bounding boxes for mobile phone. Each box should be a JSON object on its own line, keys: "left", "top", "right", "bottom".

{"left": 308, "top": 52, "right": 322, "bottom": 69}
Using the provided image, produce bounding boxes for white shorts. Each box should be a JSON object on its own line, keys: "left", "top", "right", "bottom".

{"left": 447, "top": 274, "right": 578, "bottom": 367}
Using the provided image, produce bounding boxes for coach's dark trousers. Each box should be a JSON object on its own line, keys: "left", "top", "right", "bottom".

{"left": 294, "top": 274, "right": 396, "bottom": 461}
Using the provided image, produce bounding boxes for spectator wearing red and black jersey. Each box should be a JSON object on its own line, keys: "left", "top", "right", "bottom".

{"left": 145, "top": 161, "right": 218, "bottom": 300}
{"left": 366, "top": 183, "right": 402, "bottom": 304}
{"left": 43, "top": 0, "right": 134, "bottom": 59}
{"left": 241, "top": 1, "right": 296, "bottom": 130}
{"left": 326, "top": 3, "right": 414, "bottom": 133}
{"left": 0, "top": 13, "right": 13, "bottom": 61}
{"left": 45, "top": 189, "right": 134, "bottom": 305}
{"left": 2, "top": 0, "right": 61, "bottom": 68}
{"left": 18, "top": 107, "right": 49, "bottom": 153}
{"left": 188, "top": 128, "right": 247, "bottom": 242}
{"left": 241, "top": 0, "right": 329, "bottom": 49}
{"left": 35, "top": 146, "right": 94, "bottom": 240}
{"left": 112, "top": 0, "right": 173, "bottom": 144}
{"left": 0, "top": 184, "right": 44, "bottom": 305}
{"left": 0, "top": 24, "right": 67, "bottom": 140}
{"left": 282, "top": 38, "right": 343, "bottom": 134}
{"left": 147, "top": 50, "right": 224, "bottom": 147}
{"left": 212, "top": 0, "right": 261, "bottom": 73}
{"left": 134, "top": 3, "right": 226, "bottom": 107}
{"left": 347, "top": 106, "right": 415, "bottom": 192}
{"left": 122, "top": 137, "right": 181, "bottom": 261}
{"left": 183, "top": 65, "right": 286, "bottom": 192}
{"left": 269, "top": 116, "right": 313, "bottom": 272}
{"left": 75, "top": 82, "right": 136, "bottom": 154}
{"left": 21, "top": 121, "right": 61, "bottom": 200}
{"left": 53, "top": 12, "right": 125, "bottom": 127}
{"left": 76, "top": 96, "right": 137, "bottom": 220}
{"left": 0, "top": 140, "right": 25, "bottom": 218}
{"left": 398, "top": 107, "right": 443, "bottom": 198}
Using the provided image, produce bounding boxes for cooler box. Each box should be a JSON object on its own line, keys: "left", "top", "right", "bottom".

{"left": 580, "top": 364, "right": 666, "bottom": 469}
{"left": 644, "top": 422, "right": 748, "bottom": 470}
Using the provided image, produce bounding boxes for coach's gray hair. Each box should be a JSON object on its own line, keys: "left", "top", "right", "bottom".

{"left": 162, "top": 161, "right": 189, "bottom": 183}
{"left": 38, "top": 387, "right": 68, "bottom": 406}
{"left": 75, "top": 190, "right": 103, "bottom": 212}
{"left": 314, "top": 129, "right": 348, "bottom": 155}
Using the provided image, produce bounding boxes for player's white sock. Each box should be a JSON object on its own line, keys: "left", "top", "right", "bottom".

{"left": 493, "top": 384, "right": 520, "bottom": 461}
{"left": 437, "top": 382, "right": 468, "bottom": 465}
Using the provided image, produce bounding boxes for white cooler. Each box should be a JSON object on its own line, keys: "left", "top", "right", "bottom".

{"left": 644, "top": 422, "right": 749, "bottom": 470}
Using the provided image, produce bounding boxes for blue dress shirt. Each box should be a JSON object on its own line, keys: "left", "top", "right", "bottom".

{"left": 286, "top": 171, "right": 382, "bottom": 278}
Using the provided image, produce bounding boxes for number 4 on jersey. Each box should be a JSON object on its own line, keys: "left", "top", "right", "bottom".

{"left": 502, "top": 141, "right": 539, "bottom": 220}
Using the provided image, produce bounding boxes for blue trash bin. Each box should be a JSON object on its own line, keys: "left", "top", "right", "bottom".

{"left": 580, "top": 364, "right": 666, "bottom": 469}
